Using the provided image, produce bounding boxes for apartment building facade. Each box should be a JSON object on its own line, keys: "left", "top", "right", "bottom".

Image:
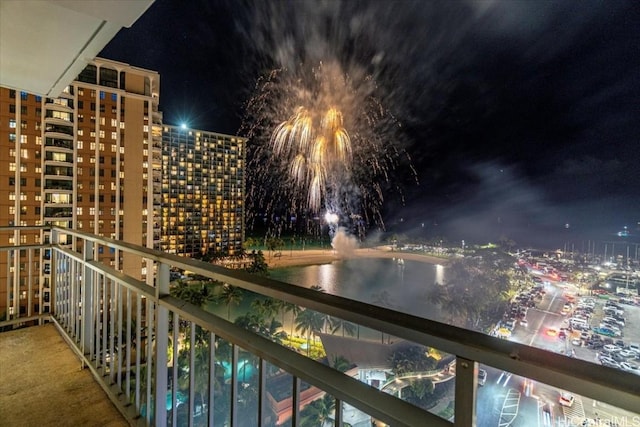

{"left": 161, "top": 126, "right": 245, "bottom": 258}
{"left": 0, "top": 58, "right": 162, "bottom": 320}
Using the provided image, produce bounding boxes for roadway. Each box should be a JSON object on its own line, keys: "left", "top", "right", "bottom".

{"left": 478, "top": 280, "right": 640, "bottom": 427}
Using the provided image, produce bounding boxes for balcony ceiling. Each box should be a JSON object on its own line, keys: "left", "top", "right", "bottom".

{"left": 0, "top": 0, "right": 153, "bottom": 97}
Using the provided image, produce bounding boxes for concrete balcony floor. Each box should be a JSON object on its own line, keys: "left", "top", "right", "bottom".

{"left": 0, "top": 323, "right": 128, "bottom": 427}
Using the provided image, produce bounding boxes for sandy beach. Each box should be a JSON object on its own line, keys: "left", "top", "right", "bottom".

{"left": 266, "top": 246, "right": 448, "bottom": 268}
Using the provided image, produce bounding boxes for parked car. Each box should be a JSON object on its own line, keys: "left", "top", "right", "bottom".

{"left": 599, "top": 323, "right": 623, "bottom": 335}
{"left": 593, "top": 327, "right": 622, "bottom": 338}
{"left": 603, "top": 316, "right": 625, "bottom": 327}
{"left": 559, "top": 392, "right": 575, "bottom": 407}
{"left": 587, "top": 341, "right": 603, "bottom": 350}
{"left": 603, "top": 344, "right": 620, "bottom": 353}
{"left": 620, "top": 362, "right": 640, "bottom": 374}
{"left": 618, "top": 349, "right": 639, "bottom": 359}
{"left": 477, "top": 369, "right": 487, "bottom": 386}
{"left": 599, "top": 356, "right": 620, "bottom": 368}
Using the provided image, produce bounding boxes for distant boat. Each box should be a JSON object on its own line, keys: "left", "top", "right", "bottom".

{"left": 397, "top": 258, "right": 405, "bottom": 266}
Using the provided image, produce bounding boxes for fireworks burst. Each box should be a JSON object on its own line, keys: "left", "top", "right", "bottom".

{"left": 272, "top": 105, "right": 352, "bottom": 212}
{"left": 241, "top": 60, "right": 414, "bottom": 234}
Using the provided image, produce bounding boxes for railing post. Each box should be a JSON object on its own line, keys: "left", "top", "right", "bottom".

{"left": 454, "top": 356, "right": 477, "bottom": 427}
{"left": 82, "top": 240, "right": 94, "bottom": 361}
{"left": 155, "top": 261, "right": 169, "bottom": 426}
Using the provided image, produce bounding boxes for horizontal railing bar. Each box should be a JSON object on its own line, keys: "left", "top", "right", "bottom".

{"left": 53, "top": 246, "right": 156, "bottom": 299}
{"left": 0, "top": 243, "right": 50, "bottom": 253}
{"left": 0, "top": 314, "right": 49, "bottom": 329}
{"left": 162, "top": 294, "right": 447, "bottom": 427}
{"left": 0, "top": 226, "right": 48, "bottom": 233}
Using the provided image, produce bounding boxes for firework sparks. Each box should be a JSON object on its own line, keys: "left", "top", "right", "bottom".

{"left": 242, "top": 61, "right": 414, "bottom": 233}
{"left": 271, "top": 105, "right": 352, "bottom": 211}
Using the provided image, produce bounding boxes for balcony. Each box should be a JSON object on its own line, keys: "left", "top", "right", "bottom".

{"left": 0, "top": 226, "right": 638, "bottom": 427}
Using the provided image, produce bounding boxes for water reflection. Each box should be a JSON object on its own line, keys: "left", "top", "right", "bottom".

{"left": 270, "top": 258, "right": 444, "bottom": 320}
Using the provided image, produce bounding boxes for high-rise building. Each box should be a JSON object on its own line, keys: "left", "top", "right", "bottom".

{"left": 161, "top": 125, "right": 246, "bottom": 257}
{"left": 0, "top": 57, "right": 162, "bottom": 319}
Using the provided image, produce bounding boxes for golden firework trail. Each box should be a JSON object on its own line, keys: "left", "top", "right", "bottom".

{"left": 271, "top": 106, "right": 352, "bottom": 211}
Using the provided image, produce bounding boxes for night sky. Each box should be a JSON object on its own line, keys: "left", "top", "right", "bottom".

{"left": 100, "top": 0, "right": 640, "bottom": 248}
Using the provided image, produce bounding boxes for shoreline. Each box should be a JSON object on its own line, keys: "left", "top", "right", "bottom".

{"left": 266, "top": 247, "right": 449, "bottom": 269}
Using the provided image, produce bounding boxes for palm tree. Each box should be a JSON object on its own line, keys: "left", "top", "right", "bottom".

{"left": 234, "top": 313, "right": 264, "bottom": 333}
{"left": 440, "top": 294, "right": 468, "bottom": 327}
{"left": 282, "top": 302, "right": 302, "bottom": 338}
{"left": 216, "top": 284, "right": 243, "bottom": 320}
{"left": 177, "top": 340, "right": 212, "bottom": 415}
{"left": 405, "top": 378, "right": 435, "bottom": 407}
{"left": 295, "top": 309, "right": 324, "bottom": 355}
{"left": 300, "top": 394, "right": 335, "bottom": 427}
{"left": 329, "top": 316, "right": 357, "bottom": 338}
{"left": 330, "top": 355, "right": 352, "bottom": 372}
{"left": 262, "top": 318, "right": 287, "bottom": 344}
{"left": 251, "top": 297, "right": 279, "bottom": 321}
{"left": 245, "top": 250, "right": 269, "bottom": 275}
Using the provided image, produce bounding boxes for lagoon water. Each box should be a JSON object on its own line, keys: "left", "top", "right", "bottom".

{"left": 270, "top": 257, "right": 446, "bottom": 320}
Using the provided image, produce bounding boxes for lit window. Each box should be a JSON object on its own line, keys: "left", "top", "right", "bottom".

{"left": 9, "top": 119, "right": 16, "bottom": 128}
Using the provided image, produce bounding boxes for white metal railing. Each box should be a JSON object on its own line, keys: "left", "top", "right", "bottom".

{"left": 0, "top": 226, "right": 638, "bottom": 427}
